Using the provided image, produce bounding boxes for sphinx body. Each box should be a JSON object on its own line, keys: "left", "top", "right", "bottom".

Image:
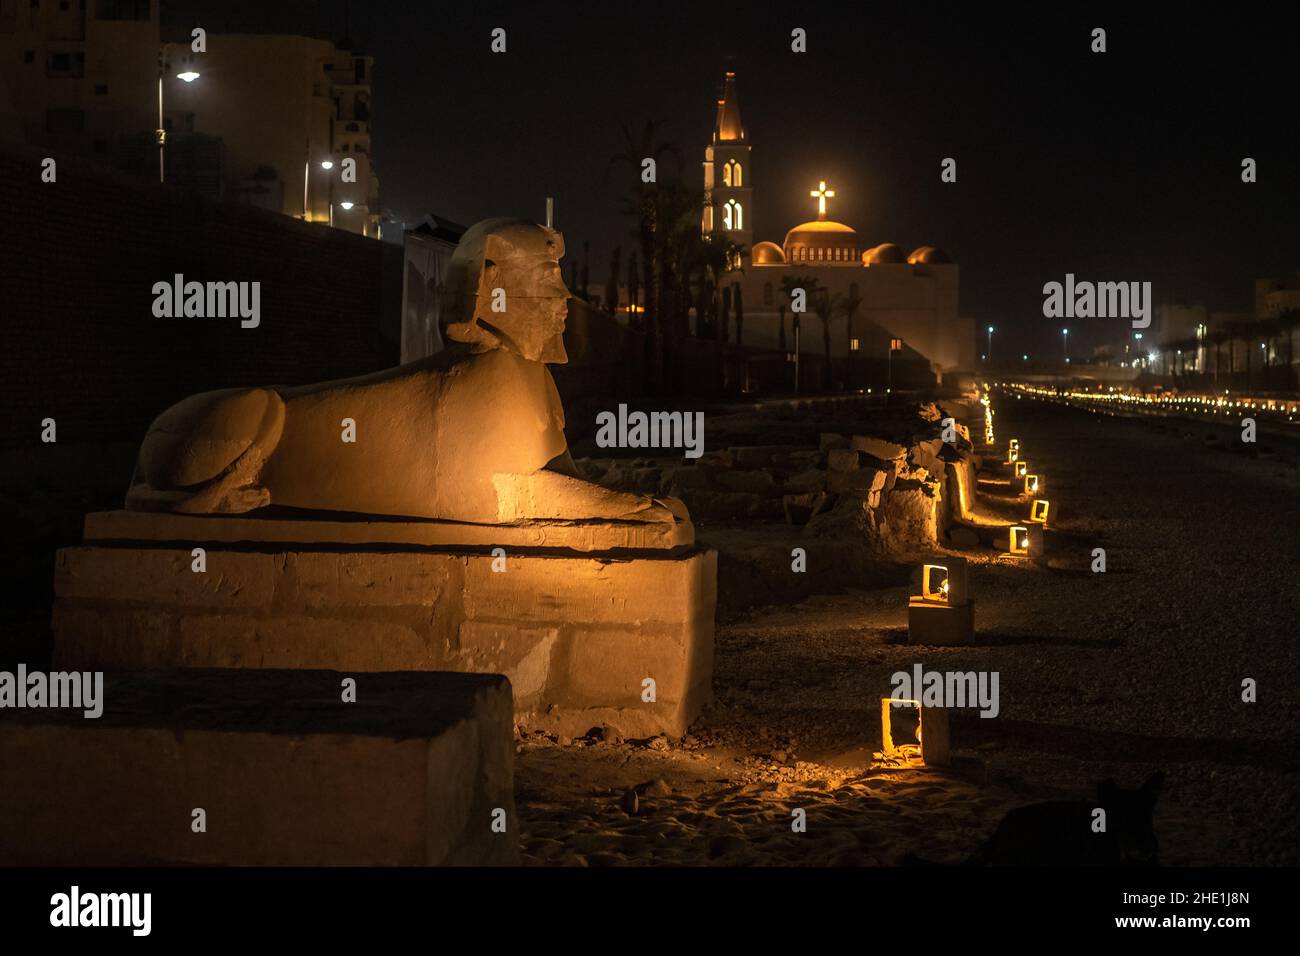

{"left": 125, "top": 218, "right": 686, "bottom": 530}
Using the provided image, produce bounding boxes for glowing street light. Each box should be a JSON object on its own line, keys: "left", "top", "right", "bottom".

{"left": 157, "top": 44, "right": 201, "bottom": 183}
{"left": 321, "top": 159, "right": 335, "bottom": 170}
{"left": 1062, "top": 327, "right": 1070, "bottom": 364}
{"left": 987, "top": 325, "right": 994, "bottom": 362}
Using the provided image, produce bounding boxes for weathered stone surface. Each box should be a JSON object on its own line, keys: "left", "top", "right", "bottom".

{"left": 876, "top": 488, "right": 939, "bottom": 551}
{"left": 850, "top": 436, "right": 906, "bottom": 460}
{"left": 84, "top": 508, "right": 693, "bottom": 553}
{"left": 54, "top": 545, "right": 717, "bottom": 739}
{"left": 177, "top": 615, "right": 435, "bottom": 670}
{"left": 282, "top": 551, "right": 454, "bottom": 608}
{"left": 827, "top": 467, "right": 887, "bottom": 495}
{"left": 783, "top": 469, "right": 827, "bottom": 494}
{"left": 728, "top": 446, "right": 773, "bottom": 468}
{"left": 56, "top": 546, "right": 277, "bottom": 608}
{"left": 0, "top": 669, "right": 517, "bottom": 866}
{"left": 819, "top": 433, "right": 848, "bottom": 452}
{"left": 908, "top": 598, "right": 975, "bottom": 646}
{"left": 946, "top": 524, "right": 982, "bottom": 548}
{"left": 663, "top": 465, "right": 710, "bottom": 493}
{"left": 714, "top": 469, "right": 776, "bottom": 494}
{"left": 827, "top": 448, "right": 862, "bottom": 472}
{"left": 452, "top": 622, "right": 557, "bottom": 709}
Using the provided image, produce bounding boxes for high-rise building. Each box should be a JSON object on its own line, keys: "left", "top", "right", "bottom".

{"left": 0, "top": 2, "right": 379, "bottom": 235}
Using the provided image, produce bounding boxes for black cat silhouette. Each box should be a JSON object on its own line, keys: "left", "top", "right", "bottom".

{"left": 969, "top": 771, "right": 1165, "bottom": 866}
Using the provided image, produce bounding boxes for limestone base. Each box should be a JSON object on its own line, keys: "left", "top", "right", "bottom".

{"left": 0, "top": 669, "right": 516, "bottom": 866}
{"left": 907, "top": 598, "right": 976, "bottom": 646}
{"left": 53, "top": 527, "right": 716, "bottom": 740}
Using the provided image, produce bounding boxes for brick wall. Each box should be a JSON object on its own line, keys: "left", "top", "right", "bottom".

{"left": 1, "top": 142, "right": 401, "bottom": 449}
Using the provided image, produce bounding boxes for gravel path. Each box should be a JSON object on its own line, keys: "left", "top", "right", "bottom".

{"left": 516, "top": 393, "right": 1299, "bottom": 865}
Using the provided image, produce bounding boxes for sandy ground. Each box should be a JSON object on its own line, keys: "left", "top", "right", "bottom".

{"left": 515, "top": 394, "right": 1300, "bottom": 866}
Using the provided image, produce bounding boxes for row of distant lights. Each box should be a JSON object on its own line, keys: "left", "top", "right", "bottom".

{"left": 994, "top": 383, "right": 1298, "bottom": 423}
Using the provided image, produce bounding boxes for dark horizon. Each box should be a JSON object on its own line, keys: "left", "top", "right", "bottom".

{"left": 165, "top": 2, "right": 1300, "bottom": 360}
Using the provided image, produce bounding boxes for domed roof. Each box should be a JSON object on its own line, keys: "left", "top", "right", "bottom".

{"left": 752, "top": 240, "right": 786, "bottom": 264}
{"left": 783, "top": 219, "right": 857, "bottom": 248}
{"left": 863, "top": 243, "right": 906, "bottom": 265}
{"left": 907, "top": 245, "right": 953, "bottom": 265}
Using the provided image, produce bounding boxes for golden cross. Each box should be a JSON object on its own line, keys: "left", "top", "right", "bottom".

{"left": 810, "top": 180, "right": 835, "bottom": 220}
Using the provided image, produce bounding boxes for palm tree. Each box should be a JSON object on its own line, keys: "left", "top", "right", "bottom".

{"left": 734, "top": 284, "right": 744, "bottom": 347}
{"left": 838, "top": 286, "right": 863, "bottom": 387}
{"left": 812, "top": 289, "right": 836, "bottom": 390}
{"left": 606, "top": 121, "right": 682, "bottom": 393}
{"left": 780, "top": 275, "right": 819, "bottom": 392}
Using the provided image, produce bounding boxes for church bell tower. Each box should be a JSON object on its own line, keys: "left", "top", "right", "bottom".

{"left": 702, "top": 71, "right": 752, "bottom": 268}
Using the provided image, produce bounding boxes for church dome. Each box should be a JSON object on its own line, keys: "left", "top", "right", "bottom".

{"left": 863, "top": 243, "right": 906, "bottom": 265}
{"left": 783, "top": 220, "right": 858, "bottom": 264}
{"left": 752, "top": 240, "right": 786, "bottom": 264}
{"left": 907, "top": 245, "right": 953, "bottom": 265}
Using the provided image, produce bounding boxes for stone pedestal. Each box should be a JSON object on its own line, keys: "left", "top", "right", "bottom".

{"left": 907, "top": 598, "right": 976, "bottom": 646}
{"left": 0, "top": 669, "right": 516, "bottom": 866}
{"left": 53, "top": 513, "right": 716, "bottom": 739}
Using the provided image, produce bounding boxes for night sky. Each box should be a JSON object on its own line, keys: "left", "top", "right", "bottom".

{"left": 165, "top": 2, "right": 1299, "bottom": 360}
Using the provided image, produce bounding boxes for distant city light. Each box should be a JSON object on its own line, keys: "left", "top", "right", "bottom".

{"left": 339, "top": 201, "right": 355, "bottom": 210}
{"left": 321, "top": 160, "right": 335, "bottom": 170}
{"left": 177, "top": 71, "right": 200, "bottom": 82}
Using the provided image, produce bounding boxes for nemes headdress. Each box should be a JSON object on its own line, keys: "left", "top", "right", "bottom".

{"left": 441, "top": 218, "right": 568, "bottom": 359}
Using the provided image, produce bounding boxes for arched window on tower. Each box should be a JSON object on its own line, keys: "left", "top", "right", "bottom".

{"left": 722, "top": 159, "right": 743, "bottom": 187}
{"left": 723, "top": 199, "right": 743, "bottom": 231}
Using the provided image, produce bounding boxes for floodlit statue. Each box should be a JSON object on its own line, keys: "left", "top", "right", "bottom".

{"left": 125, "top": 218, "right": 688, "bottom": 531}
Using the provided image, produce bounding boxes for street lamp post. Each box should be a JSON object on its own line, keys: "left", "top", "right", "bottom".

{"left": 987, "top": 325, "right": 994, "bottom": 363}
{"left": 1062, "top": 327, "right": 1070, "bottom": 365}
{"left": 157, "top": 44, "right": 199, "bottom": 184}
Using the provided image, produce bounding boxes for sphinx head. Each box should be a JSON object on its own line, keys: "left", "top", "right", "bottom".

{"left": 441, "top": 217, "right": 570, "bottom": 363}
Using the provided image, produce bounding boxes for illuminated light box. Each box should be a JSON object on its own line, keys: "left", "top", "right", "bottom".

{"left": 1029, "top": 499, "right": 1050, "bottom": 524}
{"left": 1008, "top": 439, "right": 1020, "bottom": 453}
{"left": 1023, "top": 474, "right": 1040, "bottom": 494}
{"left": 1005, "top": 448, "right": 1019, "bottom": 465}
{"left": 880, "top": 698, "right": 951, "bottom": 768}
{"left": 1008, "top": 525, "right": 1029, "bottom": 556}
{"left": 1014, "top": 461, "right": 1028, "bottom": 478}
{"left": 1025, "top": 522, "right": 1046, "bottom": 561}
{"left": 909, "top": 555, "right": 974, "bottom": 645}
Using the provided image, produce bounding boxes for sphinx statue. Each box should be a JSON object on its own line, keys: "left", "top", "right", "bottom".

{"left": 125, "top": 218, "right": 689, "bottom": 534}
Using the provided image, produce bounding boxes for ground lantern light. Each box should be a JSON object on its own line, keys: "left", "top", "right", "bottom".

{"left": 908, "top": 555, "right": 974, "bottom": 645}
{"left": 879, "top": 698, "right": 951, "bottom": 768}
{"left": 1008, "top": 525, "right": 1029, "bottom": 555}
{"left": 1024, "top": 473, "right": 1040, "bottom": 494}
{"left": 1030, "top": 499, "right": 1050, "bottom": 524}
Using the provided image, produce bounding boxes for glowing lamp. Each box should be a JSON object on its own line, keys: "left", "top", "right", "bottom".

{"left": 1008, "top": 439, "right": 1020, "bottom": 453}
{"left": 909, "top": 555, "right": 973, "bottom": 644}
{"left": 176, "top": 70, "right": 200, "bottom": 82}
{"left": 922, "top": 564, "right": 949, "bottom": 602}
{"left": 1024, "top": 474, "right": 1039, "bottom": 494}
{"left": 1014, "top": 461, "right": 1028, "bottom": 478}
{"left": 1029, "top": 499, "right": 1050, "bottom": 524}
{"left": 321, "top": 159, "right": 335, "bottom": 170}
{"left": 919, "top": 556, "right": 968, "bottom": 606}
{"left": 339, "top": 201, "right": 355, "bottom": 210}
{"left": 1009, "top": 525, "right": 1029, "bottom": 555}
{"left": 880, "top": 698, "right": 950, "bottom": 768}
